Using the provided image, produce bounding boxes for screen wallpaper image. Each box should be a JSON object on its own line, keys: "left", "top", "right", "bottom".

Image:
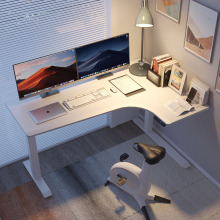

{"left": 76, "top": 34, "right": 129, "bottom": 79}
{"left": 13, "top": 49, "right": 77, "bottom": 99}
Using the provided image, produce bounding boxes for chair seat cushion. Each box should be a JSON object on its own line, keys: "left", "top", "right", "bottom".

{"left": 136, "top": 143, "right": 166, "bottom": 165}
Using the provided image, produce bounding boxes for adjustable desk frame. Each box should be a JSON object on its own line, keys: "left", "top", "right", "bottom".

{"left": 7, "top": 68, "right": 208, "bottom": 198}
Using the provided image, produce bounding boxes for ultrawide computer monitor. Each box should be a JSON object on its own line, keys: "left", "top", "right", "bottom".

{"left": 13, "top": 33, "right": 129, "bottom": 101}
{"left": 75, "top": 33, "right": 130, "bottom": 80}
{"left": 13, "top": 49, "right": 77, "bottom": 100}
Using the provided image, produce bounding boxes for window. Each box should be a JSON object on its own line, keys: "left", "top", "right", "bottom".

{"left": 0, "top": 0, "right": 111, "bottom": 167}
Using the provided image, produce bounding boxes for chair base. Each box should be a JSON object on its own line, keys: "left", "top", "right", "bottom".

{"left": 141, "top": 206, "right": 150, "bottom": 220}
{"left": 105, "top": 179, "right": 171, "bottom": 220}
{"left": 105, "top": 161, "right": 171, "bottom": 220}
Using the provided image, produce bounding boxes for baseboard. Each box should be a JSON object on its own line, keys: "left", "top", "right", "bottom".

{"left": 153, "top": 126, "right": 220, "bottom": 190}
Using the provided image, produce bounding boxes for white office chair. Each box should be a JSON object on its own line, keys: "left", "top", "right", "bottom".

{"left": 105, "top": 142, "right": 171, "bottom": 220}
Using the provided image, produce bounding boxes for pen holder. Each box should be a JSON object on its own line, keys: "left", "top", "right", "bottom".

{"left": 147, "top": 69, "right": 161, "bottom": 87}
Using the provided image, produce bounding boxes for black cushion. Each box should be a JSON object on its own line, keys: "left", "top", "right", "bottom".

{"left": 136, "top": 143, "right": 166, "bottom": 165}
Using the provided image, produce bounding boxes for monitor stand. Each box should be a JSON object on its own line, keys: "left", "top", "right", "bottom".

{"left": 97, "top": 72, "right": 113, "bottom": 80}
{"left": 40, "top": 89, "right": 60, "bottom": 98}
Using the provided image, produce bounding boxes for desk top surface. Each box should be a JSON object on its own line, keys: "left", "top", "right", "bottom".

{"left": 7, "top": 67, "right": 208, "bottom": 136}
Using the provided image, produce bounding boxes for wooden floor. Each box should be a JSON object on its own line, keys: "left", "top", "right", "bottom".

{"left": 0, "top": 121, "right": 144, "bottom": 194}
{"left": 1, "top": 121, "right": 220, "bottom": 220}
{"left": 0, "top": 121, "right": 145, "bottom": 220}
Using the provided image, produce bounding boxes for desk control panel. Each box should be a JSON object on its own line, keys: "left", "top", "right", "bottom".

{"left": 63, "top": 87, "right": 111, "bottom": 110}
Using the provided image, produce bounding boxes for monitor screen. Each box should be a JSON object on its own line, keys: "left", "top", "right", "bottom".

{"left": 13, "top": 34, "right": 129, "bottom": 101}
{"left": 76, "top": 33, "right": 129, "bottom": 79}
{"left": 13, "top": 49, "right": 77, "bottom": 100}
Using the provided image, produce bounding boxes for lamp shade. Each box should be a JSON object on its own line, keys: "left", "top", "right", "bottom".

{"left": 135, "top": 4, "right": 153, "bottom": 27}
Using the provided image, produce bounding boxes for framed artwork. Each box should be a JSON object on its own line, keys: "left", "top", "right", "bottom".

{"left": 215, "top": 61, "right": 220, "bottom": 93}
{"left": 168, "top": 64, "right": 187, "bottom": 95}
{"left": 156, "top": 0, "right": 182, "bottom": 23}
{"left": 184, "top": 0, "right": 218, "bottom": 63}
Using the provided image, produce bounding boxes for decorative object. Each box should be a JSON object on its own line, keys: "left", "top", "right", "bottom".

{"left": 159, "top": 60, "right": 179, "bottom": 87}
{"left": 129, "top": 0, "right": 154, "bottom": 76}
{"left": 184, "top": 0, "right": 218, "bottom": 63}
{"left": 168, "top": 64, "right": 187, "bottom": 95}
{"left": 147, "top": 69, "right": 161, "bottom": 87}
{"left": 156, "top": 0, "right": 182, "bottom": 23}
{"left": 189, "top": 78, "right": 209, "bottom": 105}
{"left": 215, "top": 61, "right": 220, "bottom": 93}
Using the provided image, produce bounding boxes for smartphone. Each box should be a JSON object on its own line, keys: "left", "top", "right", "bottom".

{"left": 186, "top": 87, "right": 197, "bottom": 104}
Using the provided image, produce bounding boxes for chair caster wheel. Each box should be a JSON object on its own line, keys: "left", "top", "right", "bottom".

{"left": 104, "top": 180, "right": 110, "bottom": 186}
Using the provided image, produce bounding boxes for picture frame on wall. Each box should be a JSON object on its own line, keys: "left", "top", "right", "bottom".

{"left": 156, "top": 0, "right": 182, "bottom": 23}
{"left": 168, "top": 64, "right": 187, "bottom": 95}
{"left": 215, "top": 61, "right": 220, "bottom": 93}
{"left": 184, "top": 0, "right": 218, "bottom": 63}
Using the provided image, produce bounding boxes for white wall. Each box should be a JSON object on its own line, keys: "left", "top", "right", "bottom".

{"left": 111, "top": 0, "right": 142, "bottom": 61}
{"left": 112, "top": 0, "right": 220, "bottom": 186}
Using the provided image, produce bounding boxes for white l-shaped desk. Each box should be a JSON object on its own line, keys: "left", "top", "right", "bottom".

{"left": 7, "top": 67, "right": 208, "bottom": 198}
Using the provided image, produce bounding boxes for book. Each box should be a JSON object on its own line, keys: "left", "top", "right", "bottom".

{"left": 151, "top": 54, "right": 170, "bottom": 70}
{"left": 165, "top": 96, "right": 194, "bottom": 116}
{"left": 151, "top": 54, "right": 171, "bottom": 73}
{"left": 154, "top": 56, "right": 172, "bottom": 74}
{"left": 159, "top": 60, "right": 179, "bottom": 87}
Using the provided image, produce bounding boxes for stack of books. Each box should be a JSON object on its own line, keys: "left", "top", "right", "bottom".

{"left": 150, "top": 54, "right": 179, "bottom": 87}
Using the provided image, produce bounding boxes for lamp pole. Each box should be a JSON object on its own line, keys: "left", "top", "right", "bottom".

{"left": 140, "top": 0, "right": 148, "bottom": 66}
{"left": 140, "top": 0, "right": 147, "bottom": 64}
{"left": 140, "top": 27, "right": 144, "bottom": 65}
{"left": 129, "top": 0, "right": 153, "bottom": 76}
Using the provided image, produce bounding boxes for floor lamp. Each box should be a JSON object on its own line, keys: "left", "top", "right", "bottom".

{"left": 129, "top": 0, "right": 154, "bottom": 76}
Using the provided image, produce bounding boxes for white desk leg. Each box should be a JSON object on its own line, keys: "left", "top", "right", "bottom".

{"left": 143, "top": 110, "right": 154, "bottom": 133}
{"left": 23, "top": 136, "right": 52, "bottom": 198}
{"left": 133, "top": 110, "right": 190, "bottom": 169}
{"left": 107, "top": 108, "right": 140, "bottom": 128}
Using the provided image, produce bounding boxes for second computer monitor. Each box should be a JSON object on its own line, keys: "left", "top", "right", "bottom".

{"left": 13, "top": 49, "right": 77, "bottom": 100}
{"left": 75, "top": 33, "right": 130, "bottom": 79}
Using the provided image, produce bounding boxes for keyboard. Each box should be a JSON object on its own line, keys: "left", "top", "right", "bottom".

{"left": 63, "top": 87, "right": 111, "bottom": 110}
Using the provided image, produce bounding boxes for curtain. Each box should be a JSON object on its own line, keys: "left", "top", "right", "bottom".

{"left": 0, "top": 0, "right": 111, "bottom": 167}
